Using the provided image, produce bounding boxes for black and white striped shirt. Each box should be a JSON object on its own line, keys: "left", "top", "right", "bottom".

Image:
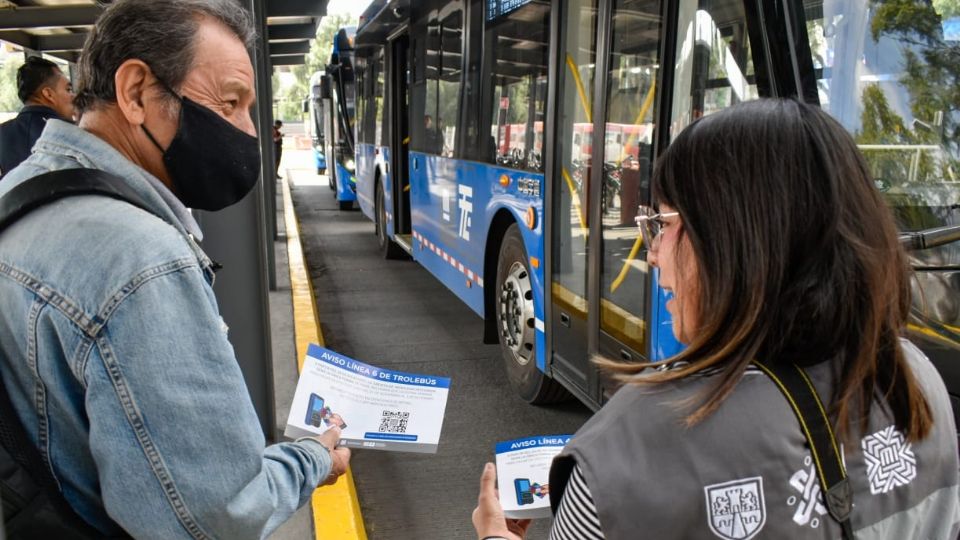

{"left": 548, "top": 463, "right": 604, "bottom": 540}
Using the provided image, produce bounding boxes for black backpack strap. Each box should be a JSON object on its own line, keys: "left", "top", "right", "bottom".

{"left": 753, "top": 360, "right": 854, "bottom": 539}
{"left": 0, "top": 370, "right": 109, "bottom": 538}
{"left": 0, "top": 168, "right": 161, "bottom": 232}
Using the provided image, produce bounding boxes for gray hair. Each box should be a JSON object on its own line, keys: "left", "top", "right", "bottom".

{"left": 74, "top": 0, "right": 256, "bottom": 113}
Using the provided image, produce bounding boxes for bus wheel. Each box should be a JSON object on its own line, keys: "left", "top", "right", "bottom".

{"left": 339, "top": 200, "right": 353, "bottom": 211}
{"left": 496, "top": 224, "right": 569, "bottom": 404}
{"left": 376, "top": 180, "right": 405, "bottom": 259}
{"left": 328, "top": 172, "right": 335, "bottom": 190}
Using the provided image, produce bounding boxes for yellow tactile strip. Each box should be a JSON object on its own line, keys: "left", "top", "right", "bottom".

{"left": 281, "top": 177, "right": 368, "bottom": 540}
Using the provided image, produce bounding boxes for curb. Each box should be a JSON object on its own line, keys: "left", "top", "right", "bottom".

{"left": 281, "top": 177, "right": 368, "bottom": 540}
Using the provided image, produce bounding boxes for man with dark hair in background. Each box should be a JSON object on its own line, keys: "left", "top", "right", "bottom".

{"left": 0, "top": 0, "right": 349, "bottom": 538}
{"left": 0, "top": 56, "right": 75, "bottom": 178}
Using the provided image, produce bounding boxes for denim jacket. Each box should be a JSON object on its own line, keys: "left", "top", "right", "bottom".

{"left": 0, "top": 121, "right": 331, "bottom": 539}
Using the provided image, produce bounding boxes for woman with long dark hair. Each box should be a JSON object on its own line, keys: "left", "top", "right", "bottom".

{"left": 473, "top": 99, "right": 960, "bottom": 539}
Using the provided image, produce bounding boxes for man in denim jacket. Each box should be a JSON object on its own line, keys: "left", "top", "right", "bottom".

{"left": 0, "top": 0, "right": 350, "bottom": 538}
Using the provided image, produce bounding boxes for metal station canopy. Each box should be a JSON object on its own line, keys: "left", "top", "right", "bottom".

{"left": 0, "top": 0, "right": 329, "bottom": 66}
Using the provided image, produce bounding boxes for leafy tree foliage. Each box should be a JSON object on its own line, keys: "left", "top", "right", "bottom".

{"left": 273, "top": 13, "right": 354, "bottom": 122}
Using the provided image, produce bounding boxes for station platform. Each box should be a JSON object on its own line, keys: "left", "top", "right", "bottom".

{"left": 265, "top": 142, "right": 591, "bottom": 539}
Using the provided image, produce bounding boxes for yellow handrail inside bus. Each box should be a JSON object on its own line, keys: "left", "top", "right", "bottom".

{"left": 610, "top": 81, "right": 656, "bottom": 293}
{"left": 562, "top": 167, "right": 588, "bottom": 234}
{"left": 566, "top": 53, "right": 592, "bottom": 123}
{"left": 610, "top": 235, "right": 644, "bottom": 293}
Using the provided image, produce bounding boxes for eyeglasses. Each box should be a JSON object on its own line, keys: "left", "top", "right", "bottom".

{"left": 635, "top": 206, "right": 679, "bottom": 250}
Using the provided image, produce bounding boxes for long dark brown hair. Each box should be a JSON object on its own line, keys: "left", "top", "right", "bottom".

{"left": 599, "top": 99, "right": 932, "bottom": 442}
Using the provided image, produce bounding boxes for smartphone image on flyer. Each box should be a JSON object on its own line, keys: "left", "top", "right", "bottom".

{"left": 495, "top": 435, "right": 571, "bottom": 519}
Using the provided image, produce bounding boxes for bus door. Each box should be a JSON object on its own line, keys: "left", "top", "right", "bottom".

{"left": 549, "top": 0, "right": 604, "bottom": 402}
{"left": 551, "top": 0, "right": 759, "bottom": 405}
{"left": 388, "top": 33, "right": 412, "bottom": 244}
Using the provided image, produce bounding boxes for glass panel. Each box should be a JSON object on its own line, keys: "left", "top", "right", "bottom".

{"left": 599, "top": 0, "right": 663, "bottom": 353}
{"left": 375, "top": 52, "right": 385, "bottom": 146}
{"left": 484, "top": 1, "right": 550, "bottom": 171}
{"left": 552, "top": 0, "right": 598, "bottom": 349}
{"left": 802, "top": 1, "right": 960, "bottom": 329}
{"left": 440, "top": 11, "right": 464, "bottom": 157}
{"left": 670, "top": 0, "right": 757, "bottom": 138}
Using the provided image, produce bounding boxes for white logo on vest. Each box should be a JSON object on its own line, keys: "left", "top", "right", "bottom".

{"left": 862, "top": 425, "right": 917, "bottom": 494}
{"left": 704, "top": 476, "right": 767, "bottom": 540}
{"left": 787, "top": 455, "right": 827, "bottom": 528}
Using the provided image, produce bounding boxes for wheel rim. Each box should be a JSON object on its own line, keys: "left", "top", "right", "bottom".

{"left": 499, "top": 261, "right": 535, "bottom": 366}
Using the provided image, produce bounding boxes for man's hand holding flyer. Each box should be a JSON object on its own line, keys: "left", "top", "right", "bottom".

{"left": 285, "top": 345, "right": 451, "bottom": 453}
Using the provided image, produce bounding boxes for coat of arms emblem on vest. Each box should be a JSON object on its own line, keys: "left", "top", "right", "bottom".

{"left": 704, "top": 476, "right": 767, "bottom": 540}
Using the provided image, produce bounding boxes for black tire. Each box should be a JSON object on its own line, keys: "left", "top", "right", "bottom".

{"left": 339, "top": 199, "right": 353, "bottom": 211}
{"left": 376, "top": 179, "right": 406, "bottom": 259}
{"left": 328, "top": 170, "right": 335, "bottom": 190}
{"left": 496, "top": 224, "right": 570, "bottom": 404}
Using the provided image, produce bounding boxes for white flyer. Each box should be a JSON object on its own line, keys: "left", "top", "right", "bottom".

{"left": 284, "top": 344, "right": 451, "bottom": 453}
{"left": 495, "top": 434, "right": 572, "bottom": 519}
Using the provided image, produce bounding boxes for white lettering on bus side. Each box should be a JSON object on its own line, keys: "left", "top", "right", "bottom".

{"left": 458, "top": 185, "right": 473, "bottom": 240}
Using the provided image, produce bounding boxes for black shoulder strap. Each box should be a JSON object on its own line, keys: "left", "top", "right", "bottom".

{"left": 0, "top": 369, "right": 110, "bottom": 538}
{"left": 0, "top": 168, "right": 164, "bottom": 233}
{"left": 753, "top": 360, "right": 854, "bottom": 540}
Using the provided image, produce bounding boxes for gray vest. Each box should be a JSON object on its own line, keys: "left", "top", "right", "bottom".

{"left": 550, "top": 341, "right": 960, "bottom": 539}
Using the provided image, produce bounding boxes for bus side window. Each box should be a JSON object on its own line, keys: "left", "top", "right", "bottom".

{"left": 411, "top": 2, "right": 464, "bottom": 157}
{"left": 480, "top": 2, "right": 550, "bottom": 172}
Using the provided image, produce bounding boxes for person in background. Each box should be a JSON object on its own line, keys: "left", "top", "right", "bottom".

{"left": 0, "top": 0, "right": 350, "bottom": 538}
{"left": 273, "top": 119, "right": 283, "bottom": 178}
{"left": 0, "top": 56, "right": 75, "bottom": 179}
{"left": 473, "top": 99, "right": 960, "bottom": 539}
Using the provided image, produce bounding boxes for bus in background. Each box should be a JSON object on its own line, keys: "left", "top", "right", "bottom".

{"left": 306, "top": 71, "right": 328, "bottom": 176}
{"left": 325, "top": 26, "right": 358, "bottom": 210}
{"left": 352, "top": 0, "right": 960, "bottom": 414}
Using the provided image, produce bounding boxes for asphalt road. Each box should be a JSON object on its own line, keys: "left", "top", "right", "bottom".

{"left": 289, "top": 166, "right": 592, "bottom": 539}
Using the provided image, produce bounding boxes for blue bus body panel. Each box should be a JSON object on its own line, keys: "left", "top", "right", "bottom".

{"left": 334, "top": 161, "right": 358, "bottom": 202}
{"left": 356, "top": 142, "right": 377, "bottom": 218}
{"left": 408, "top": 152, "right": 547, "bottom": 371}
{"left": 313, "top": 149, "right": 326, "bottom": 171}
{"left": 650, "top": 269, "right": 684, "bottom": 360}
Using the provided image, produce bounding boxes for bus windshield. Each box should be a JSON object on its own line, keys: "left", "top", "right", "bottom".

{"left": 802, "top": 1, "right": 960, "bottom": 328}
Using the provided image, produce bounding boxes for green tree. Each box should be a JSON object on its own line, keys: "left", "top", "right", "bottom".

{"left": 272, "top": 13, "right": 354, "bottom": 122}
{"left": 870, "top": 0, "right": 960, "bottom": 161}
{"left": 0, "top": 55, "right": 25, "bottom": 113}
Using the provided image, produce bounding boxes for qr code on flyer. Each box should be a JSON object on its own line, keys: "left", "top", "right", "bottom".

{"left": 379, "top": 410, "right": 410, "bottom": 433}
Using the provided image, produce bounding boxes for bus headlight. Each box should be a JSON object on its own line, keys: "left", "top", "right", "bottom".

{"left": 345, "top": 158, "right": 356, "bottom": 172}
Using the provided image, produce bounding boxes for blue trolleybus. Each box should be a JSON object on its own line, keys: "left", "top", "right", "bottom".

{"left": 324, "top": 27, "right": 359, "bottom": 210}
{"left": 352, "top": 0, "right": 960, "bottom": 412}
{"left": 306, "top": 71, "right": 328, "bottom": 176}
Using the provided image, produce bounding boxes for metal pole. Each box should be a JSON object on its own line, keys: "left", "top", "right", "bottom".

{"left": 193, "top": 0, "right": 278, "bottom": 440}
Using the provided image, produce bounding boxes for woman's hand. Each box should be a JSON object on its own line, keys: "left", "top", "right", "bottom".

{"left": 472, "top": 463, "right": 532, "bottom": 540}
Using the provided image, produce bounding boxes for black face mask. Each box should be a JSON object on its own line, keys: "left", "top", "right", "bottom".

{"left": 142, "top": 95, "right": 261, "bottom": 211}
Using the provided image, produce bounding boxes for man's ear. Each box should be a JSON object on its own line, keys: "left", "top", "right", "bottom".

{"left": 113, "top": 59, "right": 153, "bottom": 125}
{"left": 39, "top": 86, "right": 55, "bottom": 103}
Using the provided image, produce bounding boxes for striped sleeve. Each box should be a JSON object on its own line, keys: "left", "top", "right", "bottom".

{"left": 548, "top": 463, "right": 605, "bottom": 540}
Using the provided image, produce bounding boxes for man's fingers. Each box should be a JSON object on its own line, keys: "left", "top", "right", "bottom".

{"left": 317, "top": 425, "right": 342, "bottom": 448}
{"left": 332, "top": 446, "right": 351, "bottom": 469}
{"left": 321, "top": 447, "right": 350, "bottom": 487}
